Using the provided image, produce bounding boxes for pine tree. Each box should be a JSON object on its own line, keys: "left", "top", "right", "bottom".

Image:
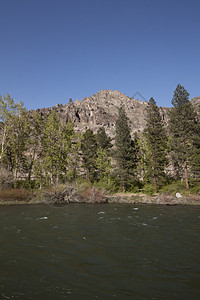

{"left": 96, "top": 148, "right": 111, "bottom": 182}
{"left": 145, "top": 97, "right": 168, "bottom": 192}
{"left": 114, "top": 106, "right": 137, "bottom": 191}
{"left": 95, "top": 127, "right": 112, "bottom": 183}
{"left": 63, "top": 118, "right": 80, "bottom": 181}
{"left": 81, "top": 129, "right": 98, "bottom": 182}
{"left": 96, "top": 127, "right": 112, "bottom": 151}
{"left": 169, "top": 84, "right": 198, "bottom": 190}
{"left": 133, "top": 133, "right": 151, "bottom": 184}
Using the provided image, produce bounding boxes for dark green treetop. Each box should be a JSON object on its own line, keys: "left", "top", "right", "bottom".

{"left": 114, "top": 106, "right": 137, "bottom": 191}
{"left": 169, "top": 84, "right": 198, "bottom": 190}
{"left": 145, "top": 97, "right": 168, "bottom": 192}
{"left": 171, "top": 83, "right": 190, "bottom": 107}
{"left": 81, "top": 129, "right": 98, "bottom": 182}
{"left": 96, "top": 127, "right": 112, "bottom": 151}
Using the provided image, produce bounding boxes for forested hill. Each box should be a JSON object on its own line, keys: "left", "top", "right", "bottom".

{"left": 0, "top": 86, "right": 199, "bottom": 193}
{"left": 33, "top": 90, "right": 170, "bottom": 138}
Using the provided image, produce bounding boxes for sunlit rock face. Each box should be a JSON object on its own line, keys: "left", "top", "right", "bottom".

{"left": 35, "top": 90, "right": 169, "bottom": 138}
{"left": 191, "top": 96, "right": 200, "bottom": 115}
{"left": 35, "top": 90, "right": 199, "bottom": 138}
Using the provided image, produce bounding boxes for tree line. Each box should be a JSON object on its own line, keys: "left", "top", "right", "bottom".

{"left": 0, "top": 84, "right": 199, "bottom": 193}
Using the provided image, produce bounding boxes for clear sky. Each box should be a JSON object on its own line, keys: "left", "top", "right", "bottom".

{"left": 0, "top": 0, "right": 199, "bottom": 110}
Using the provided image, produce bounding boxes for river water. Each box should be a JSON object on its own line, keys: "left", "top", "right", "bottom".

{"left": 0, "top": 204, "right": 200, "bottom": 299}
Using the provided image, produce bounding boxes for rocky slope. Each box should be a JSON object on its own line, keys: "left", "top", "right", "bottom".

{"left": 35, "top": 90, "right": 171, "bottom": 138}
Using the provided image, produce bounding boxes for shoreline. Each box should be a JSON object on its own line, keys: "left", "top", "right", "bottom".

{"left": 0, "top": 192, "right": 199, "bottom": 206}
{"left": 106, "top": 193, "right": 200, "bottom": 206}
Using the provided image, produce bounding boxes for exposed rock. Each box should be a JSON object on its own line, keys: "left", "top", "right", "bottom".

{"left": 1, "top": 90, "right": 199, "bottom": 139}
{"left": 176, "top": 192, "right": 182, "bottom": 198}
{"left": 36, "top": 90, "right": 171, "bottom": 138}
{"left": 191, "top": 96, "right": 200, "bottom": 114}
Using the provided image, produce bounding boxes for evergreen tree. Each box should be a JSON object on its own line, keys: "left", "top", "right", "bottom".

{"left": 95, "top": 127, "right": 112, "bottom": 183}
{"left": 63, "top": 118, "right": 80, "bottom": 181}
{"left": 96, "top": 127, "right": 112, "bottom": 151}
{"left": 96, "top": 148, "right": 111, "bottom": 182}
{"left": 145, "top": 97, "right": 168, "bottom": 192}
{"left": 133, "top": 133, "right": 151, "bottom": 183}
{"left": 114, "top": 106, "right": 137, "bottom": 191}
{"left": 169, "top": 84, "right": 199, "bottom": 190}
{"left": 81, "top": 129, "right": 98, "bottom": 182}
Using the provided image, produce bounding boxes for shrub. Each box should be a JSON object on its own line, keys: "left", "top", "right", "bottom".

{"left": 0, "top": 168, "right": 14, "bottom": 190}
{"left": 128, "top": 180, "right": 143, "bottom": 193}
{"left": 189, "top": 184, "right": 200, "bottom": 195}
{"left": 76, "top": 177, "right": 92, "bottom": 193}
{"left": 0, "top": 189, "right": 33, "bottom": 201}
{"left": 32, "top": 183, "right": 80, "bottom": 205}
{"left": 160, "top": 180, "right": 187, "bottom": 196}
{"left": 80, "top": 187, "right": 107, "bottom": 203}
{"left": 94, "top": 177, "right": 120, "bottom": 193}
{"left": 142, "top": 183, "right": 154, "bottom": 196}
{"left": 14, "top": 179, "right": 39, "bottom": 189}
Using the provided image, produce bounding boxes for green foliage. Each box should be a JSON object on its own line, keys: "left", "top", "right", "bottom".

{"left": 160, "top": 180, "right": 187, "bottom": 196}
{"left": 0, "top": 94, "right": 23, "bottom": 122}
{"left": 94, "top": 176, "right": 121, "bottom": 193}
{"left": 134, "top": 133, "right": 151, "bottom": 183}
{"left": 14, "top": 179, "right": 39, "bottom": 190}
{"left": 96, "top": 148, "right": 111, "bottom": 181}
{"left": 145, "top": 97, "right": 168, "bottom": 192}
{"left": 171, "top": 84, "right": 190, "bottom": 107}
{"left": 189, "top": 184, "right": 200, "bottom": 195}
{"left": 36, "top": 111, "right": 75, "bottom": 187}
{"left": 96, "top": 127, "right": 112, "bottom": 151}
{"left": 81, "top": 129, "right": 98, "bottom": 182}
{"left": 0, "top": 167, "right": 14, "bottom": 190}
{"left": 40, "top": 110, "right": 65, "bottom": 185}
{"left": 114, "top": 106, "right": 137, "bottom": 191}
{"left": 142, "top": 183, "right": 154, "bottom": 196}
{"left": 26, "top": 111, "right": 43, "bottom": 181}
{"left": 0, "top": 95, "right": 31, "bottom": 179}
{"left": 187, "top": 178, "right": 200, "bottom": 195}
{"left": 63, "top": 118, "right": 80, "bottom": 181}
{"left": 169, "top": 84, "right": 199, "bottom": 189}
{"left": 75, "top": 177, "right": 93, "bottom": 193}
{"left": 189, "top": 116, "right": 200, "bottom": 181}
{"left": 128, "top": 180, "right": 143, "bottom": 193}
{"left": 0, "top": 87, "right": 199, "bottom": 196}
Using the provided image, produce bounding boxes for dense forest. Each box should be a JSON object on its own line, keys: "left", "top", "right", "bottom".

{"left": 0, "top": 84, "right": 199, "bottom": 195}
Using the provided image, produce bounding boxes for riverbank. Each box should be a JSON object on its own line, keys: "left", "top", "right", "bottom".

{"left": 0, "top": 189, "right": 200, "bottom": 205}
{"left": 106, "top": 193, "right": 200, "bottom": 205}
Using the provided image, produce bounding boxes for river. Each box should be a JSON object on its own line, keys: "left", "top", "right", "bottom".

{"left": 0, "top": 204, "right": 200, "bottom": 299}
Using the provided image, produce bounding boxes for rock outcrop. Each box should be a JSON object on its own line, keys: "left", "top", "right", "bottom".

{"left": 35, "top": 90, "right": 171, "bottom": 138}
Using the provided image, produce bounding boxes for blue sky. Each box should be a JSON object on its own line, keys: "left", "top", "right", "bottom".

{"left": 0, "top": 0, "right": 199, "bottom": 110}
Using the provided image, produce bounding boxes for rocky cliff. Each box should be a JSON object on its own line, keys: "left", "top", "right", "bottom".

{"left": 35, "top": 90, "right": 171, "bottom": 138}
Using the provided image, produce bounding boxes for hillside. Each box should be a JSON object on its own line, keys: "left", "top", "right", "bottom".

{"left": 35, "top": 90, "right": 171, "bottom": 137}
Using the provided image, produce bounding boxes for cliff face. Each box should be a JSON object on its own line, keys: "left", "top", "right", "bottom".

{"left": 191, "top": 96, "right": 200, "bottom": 112}
{"left": 36, "top": 90, "right": 170, "bottom": 137}
{"left": 1, "top": 90, "right": 199, "bottom": 141}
